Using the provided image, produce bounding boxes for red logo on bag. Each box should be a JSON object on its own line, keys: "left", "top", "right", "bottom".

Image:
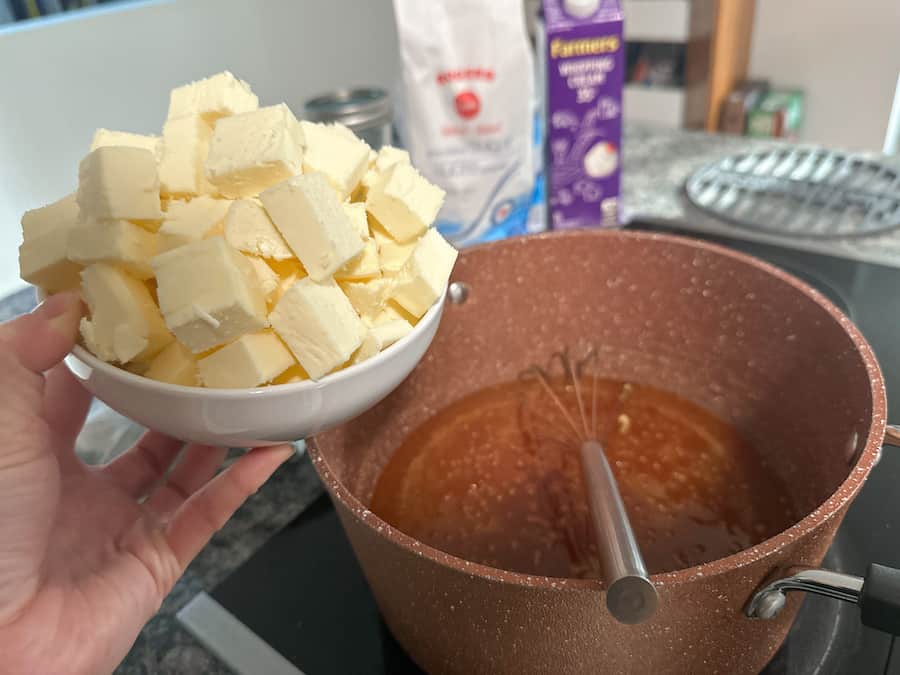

{"left": 455, "top": 91, "right": 480, "bottom": 119}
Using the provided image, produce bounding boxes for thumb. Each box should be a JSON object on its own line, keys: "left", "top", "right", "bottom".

{"left": 0, "top": 291, "right": 83, "bottom": 374}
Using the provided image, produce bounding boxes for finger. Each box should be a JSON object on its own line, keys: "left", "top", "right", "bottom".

{"left": 144, "top": 444, "right": 227, "bottom": 516}
{"left": 0, "top": 291, "right": 83, "bottom": 375}
{"left": 100, "top": 431, "right": 184, "bottom": 498}
{"left": 43, "top": 364, "right": 92, "bottom": 442}
{"left": 165, "top": 444, "right": 294, "bottom": 567}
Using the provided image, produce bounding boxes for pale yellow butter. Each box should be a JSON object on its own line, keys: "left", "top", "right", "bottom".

{"left": 351, "top": 319, "right": 413, "bottom": 364}
{"left": 366, "top": 163, "right": 445, "bottom": 243}
{"left": 168, "top": 71, "right": 259, "bottom": 123}
{"left": 158, "top": 196, "right": 231, "bottom": 252}
{"left": 390, "top": 228, "right": 458, "bottom": 318}
{"left": 371, "top": 220, "right": 415, "bottom": 273}
{"left": 68, "top": 218, "right": 157, "bottom": 280}
{"left": 77, "top": 147, "right": 162, "bottom": 221}
{"left": 91, "top": 129, "right": 161, "bottom": 160}
{"left": 205, "top": 104, "right": 305, "bottom": 198}
{"left": 243, "top": 254, "right": 279, "bottom": 301}
{"left": 80, "top": 263, "right": 172, "bottom": 364}
{"left": 19, "top": 194, "right": 82, "bottom": 293}
{"left": 224, "top": 199, "right": 294, "bottom": 260}
{"left": 339, "top": 276, "right": 394, "bottom": 324}
{"left": 270, "top": 277, "right": 366, "bottom": 380}
{"left": 152, "top": 237, "right": 267, "bottom": 352}
{"left": 335, "top": 203, "right": 378, "bottom": 280}
{"left": 300, "top": 121, "right": 369, "bottom": 198}
{"left": 144, "top": 340, "right": 197, "bottom": 386}
{"left": 259, "top": 173, "right": 363, "bottom": 281}
{"left": 268, "top": 258, "right": 307, "bottom": 306}
{"left": 197, "top": 331, "right": 295, "bottom": 388}
{"left": 158, "top": 115, "right": 214, "bottom": 197}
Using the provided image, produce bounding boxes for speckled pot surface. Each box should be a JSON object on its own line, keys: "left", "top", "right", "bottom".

{"left": 310, "top": 230, "right": 886, "bottom": 675}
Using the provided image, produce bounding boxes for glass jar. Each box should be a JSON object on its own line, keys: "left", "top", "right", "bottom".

{"left": 303, "top": 88, "right": 393, "bottom": 149}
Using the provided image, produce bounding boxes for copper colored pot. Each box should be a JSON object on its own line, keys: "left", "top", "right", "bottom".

{"left": 310, "top": 230, "right": 892, "bottom": 674}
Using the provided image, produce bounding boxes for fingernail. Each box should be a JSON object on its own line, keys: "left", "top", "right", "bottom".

{"left": 33, "top": 291, "right": 77, "bottom": 319}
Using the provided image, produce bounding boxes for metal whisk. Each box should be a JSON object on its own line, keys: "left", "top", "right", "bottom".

{"left": 522, "top": 348, "right": 658, "bottom": 625}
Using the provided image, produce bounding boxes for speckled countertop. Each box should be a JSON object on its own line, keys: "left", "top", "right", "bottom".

{"left": 3, "top": 124, "right": 897, "bottom": 675}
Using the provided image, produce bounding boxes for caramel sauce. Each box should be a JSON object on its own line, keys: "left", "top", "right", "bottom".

{"left": 370, "top": 379, "right": 798, "bottom": 578}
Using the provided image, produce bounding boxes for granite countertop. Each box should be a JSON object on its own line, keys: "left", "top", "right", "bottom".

{"left": 621, "top": 125, "right": 900, "bottom": 269}
{"left": 3, "top": 124, "right": 898, "bottom": 674}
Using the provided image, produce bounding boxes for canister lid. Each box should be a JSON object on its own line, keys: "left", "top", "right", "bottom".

{"left": 564, "top": 0, "right": 599, "bottom": 18}
{"left": 303, "top": 88, "right": 392, "bottom": 131}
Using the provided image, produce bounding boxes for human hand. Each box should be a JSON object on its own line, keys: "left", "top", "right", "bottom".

{"left": 0, "top": 292, "right": 294, "bottom": 674}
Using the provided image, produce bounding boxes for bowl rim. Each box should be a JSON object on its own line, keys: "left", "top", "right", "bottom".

{"left": 66, "top": 290, "right": 445, "bottom": 397}
{"left": 309, "top": 228, "right": 888, "bottom": 591}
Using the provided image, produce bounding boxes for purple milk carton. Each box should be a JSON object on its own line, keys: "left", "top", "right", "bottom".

{"left": 541, "top": 0, "right": 624, "bottom": 230}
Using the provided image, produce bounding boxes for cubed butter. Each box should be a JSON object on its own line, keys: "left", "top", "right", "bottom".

{"left": 158, "top": 196, "right": 231, "bottom": 252}
{"left": 259, "top": 173, "right": 363, "bottom": 281}
{"left": 197, "top": 331, "right": 294, "bottom": 388}
{"left": 334, "top": 239, "right": 379, "bottom": 281}
{"left": 390, "top": 228, "right": 458, "bottom": 318}
{"left": 205, "top": 104, "right": 305, "bottom": 198}
{"left": 340, "top": 276, "right": 394, "bottom": 323}
{"left": 371, "top": 220, "right": 415, "bottom": 273}
{"left": 342, "top": 202, "right": 369, "bottom": 239}
{"left": 91, "top": 129, "right": 161, "bottom": 160}
{"left": 80, "top": 263, "right": 172, "bottom": 364}
{"left": 366, "top": 163, "right": 445, "bottom": 243}
{"left": 300, "top": 121, "right": 369, "bottom": 198}
{"left": 152, "top": 237, "right": 267, "bottom": 352}
{"left": 357, "top": 146, "right": 411, "bottom": 200}
{"left": 351, "top": 319, "right": 413, "bottom": 364}
{"left": 19, "top": 194, "right": 82, "bottom": 293}
{"left": 158, "top": 115, "right": 214, "bottom": 197}
{"left": 268, "top": 258, "right": 307, "bottom": 306}
{"left": 21, "top": 193, "right": 78, "bottom": 241}
{"left": 270, "top": 277, "right": 366, "bottom": 380}
{"left": 272, "top": 363, "right": 310, "bottom": 384}
{"left": 144, "top": 340, "right": 198, "bottom": 386}
{"left": 224, "top": 199, "right": 294, "bottom": 259}
{"left": 77, "top": 147, "right": 162, "bottom": 221}
{"left": 168, "top": 71, "right": 259, "bottom": 123}
{"left": 68, "top": 218, "right": 157, "bottom": 280}
{"left": 243, "top": 254, "right": 279, "bottom": 301}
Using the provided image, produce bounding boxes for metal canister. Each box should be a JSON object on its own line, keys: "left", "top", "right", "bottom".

{"left": 303, "top": 88, "right": 393, "bottom": 150}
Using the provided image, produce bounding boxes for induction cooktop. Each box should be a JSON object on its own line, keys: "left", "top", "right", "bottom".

{"left": 179, "top": 224, "right": 900, "bottom": 674}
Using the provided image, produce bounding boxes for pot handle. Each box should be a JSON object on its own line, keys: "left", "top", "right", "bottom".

{"left": 746, "top": 425, "right": 900, "bottom": 634}
{"left": 745, "top": 564, "right": 900, "bottom": 635}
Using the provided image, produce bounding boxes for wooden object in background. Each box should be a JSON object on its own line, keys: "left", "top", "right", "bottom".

{"left": 705, "top": 0, "right": 756, "bottom": 131}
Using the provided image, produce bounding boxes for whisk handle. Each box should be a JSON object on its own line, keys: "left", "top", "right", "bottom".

{"left": 580, "top": 440, "right": 658, "bottom": 624}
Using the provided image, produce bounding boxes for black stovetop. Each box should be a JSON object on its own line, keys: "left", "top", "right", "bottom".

{"left": 194, "top": 225, "right": 900, "bottom": 674}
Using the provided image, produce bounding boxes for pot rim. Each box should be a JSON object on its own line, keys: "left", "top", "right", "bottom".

{"left": 309, "top": 229, "right": 887, "bottom": 591}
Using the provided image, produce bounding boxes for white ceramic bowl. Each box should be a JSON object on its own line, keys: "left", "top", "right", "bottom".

{"left": 64, "top": 297, "right": 446, "bottom": 447}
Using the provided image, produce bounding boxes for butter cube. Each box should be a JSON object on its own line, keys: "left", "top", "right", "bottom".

{"left": 21, "top": 193, "right": 79, "bottom": 241}
{"left": 145, "top": 340, "right": 198, "bottom": 386}
{"left": 168, "top": 71, "right": 259, "bottom": 123}
{"left": 272, "top": 363, "right": 310, "bottom": 384}
{"left": 270, "top": 277, "right": 366, "bottom": 380}
{"left": 80, "top": 263, "right": 172, "bottom": 364}
{"left": 340, "top": 276, "right": 394, "bottom": 323}
{"left": 259, "top": 173, "right": 363, "bottom": 281}
{"left": 244, "top": 254, "right": 279, "bottom": 300}
{"left": 197, "top": 331, "right": 294, "bottom": 388}
{"left": 351, "top": 319, "right": 413, "bottom": 364}
{"left": 152, "top": 237, "right": 267, "bottom": 352}
{"left": 158, "top": 196, "right": 231, "bottom": 252}
{"left": 68, "top": 218, "right": 157, "bottom": 280}
{"left": 224, "top": 199, "right": 294, "bottom": 260}
{"left": 371, "top": 220, "right": 415, "bottom": 273}
{"left": 91, "top": 129, "right": 161, "bottom": 160}
{"left": 334, "top": 239, "right": 379, "bottom": 281}
{"left": 77, "top": 147, "right": 162, "bottom": 221}
{"left": 158, "top": 115, "right": 214, "bottom": 197}
{"left": 371, "top": 302, "right": 414, "bottom": 326}
{"left": 390, "top": 228, "right": 458, "bottom": 318}
{"left": 205, "top": 104, "right": 305, "bottom": 198}
{"left": 19, "top": 194, "right": 83, "bottom": 293}
{"left": 356, "top": 145, "right": 412, "bottom": 200}
{"left": 19, "top": 233, "right": 82, "bottom": 294}
{"left": 366, "top": 163, "right": 445, "bottom": 242}
{"left": 300, "top": 121, "right": 369, "bottom": 198}
{"left": 342, "top": 202, "right": 370, "bottom": 239}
